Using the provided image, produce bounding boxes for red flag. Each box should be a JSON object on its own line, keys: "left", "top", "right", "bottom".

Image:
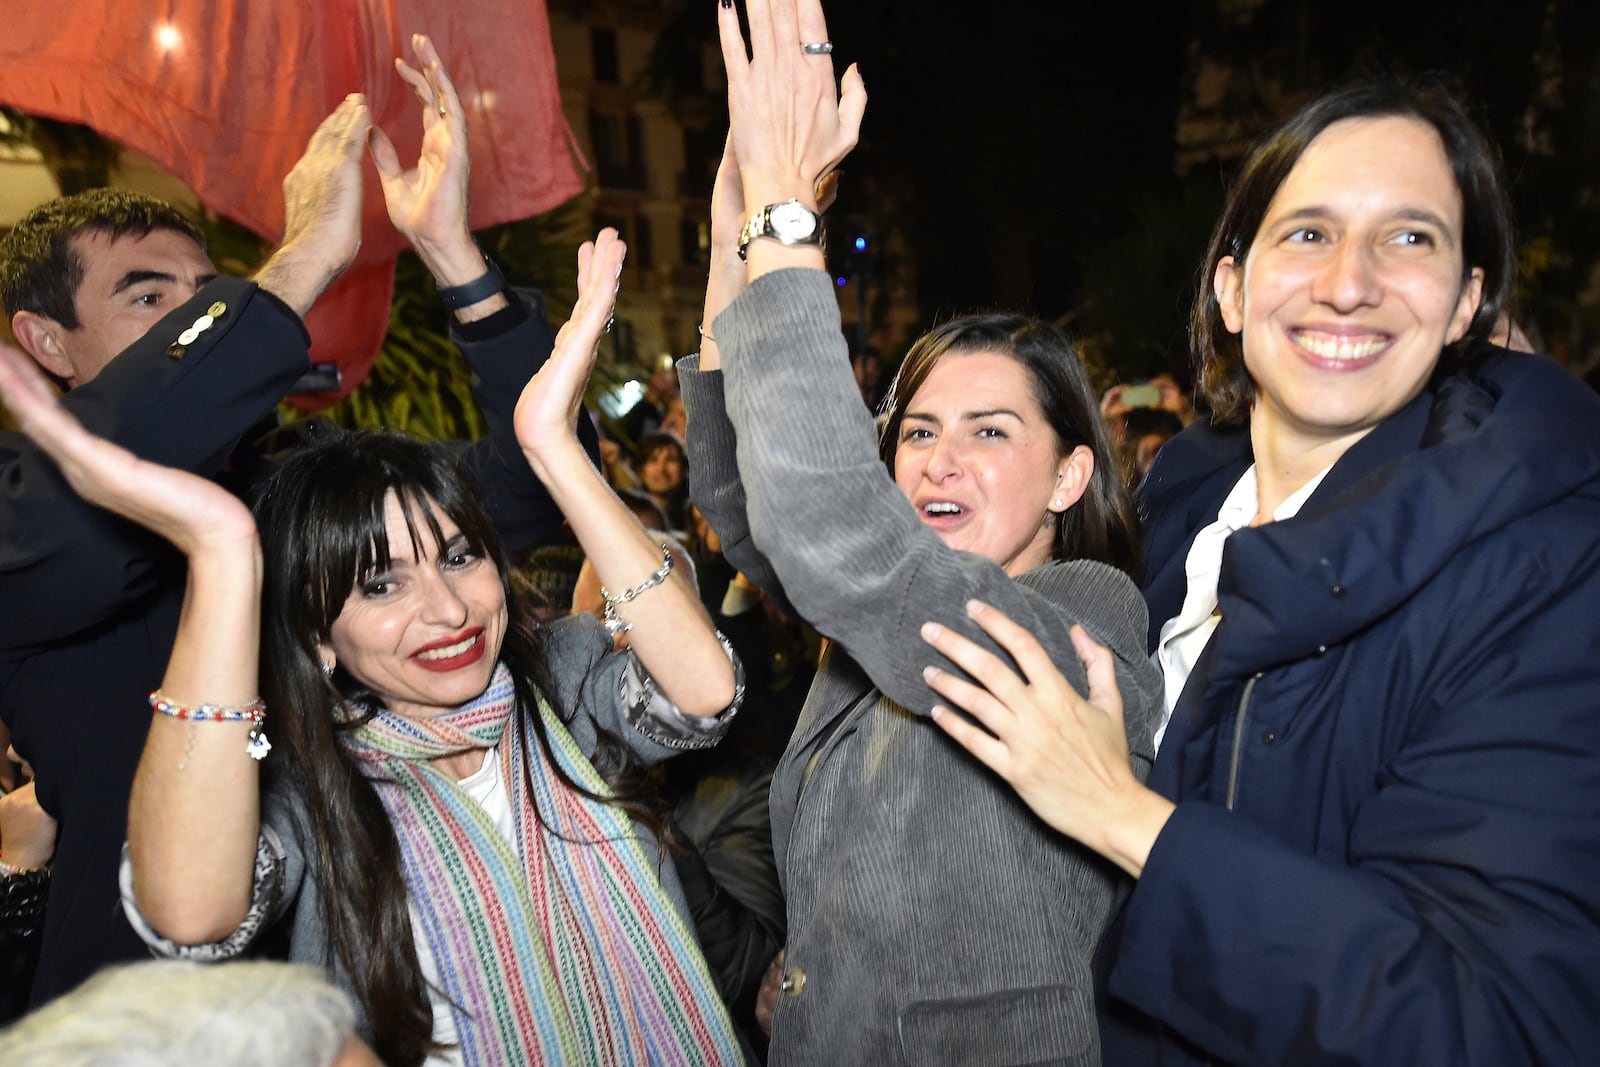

{"left": 0, "top": 0, "right": 584, "bottom": 401}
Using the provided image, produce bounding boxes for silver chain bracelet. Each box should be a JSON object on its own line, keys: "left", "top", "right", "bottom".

{"left": 601, "top": 544, "right": 675, "bottom": 637}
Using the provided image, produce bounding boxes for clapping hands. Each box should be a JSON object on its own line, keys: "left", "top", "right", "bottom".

{"left": 370, "top": 33, "right": 479, "bottom": 280}
{"left": 514, "top": 229, "right": 627, "bottom": 461}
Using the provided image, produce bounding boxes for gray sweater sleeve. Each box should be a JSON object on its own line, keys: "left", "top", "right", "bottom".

{"left": 678, "top": 353, "right": 787, "bottom": 605}
{"left": 714, "top": 269, "right": 1160, "bottom": 762}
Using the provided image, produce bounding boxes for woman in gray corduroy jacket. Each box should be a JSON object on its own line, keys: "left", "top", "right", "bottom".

{"left": 680, "top": 3, "right": 1162, "bottom": 1061}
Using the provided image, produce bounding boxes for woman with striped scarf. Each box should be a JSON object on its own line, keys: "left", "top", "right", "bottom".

{"left": 0, "top": 226, "right": 748, "bottom": 1067}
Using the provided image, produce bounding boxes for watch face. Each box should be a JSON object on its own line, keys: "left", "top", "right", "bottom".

{"left": 769, "top": 201, "right": 819, "bottom": 242}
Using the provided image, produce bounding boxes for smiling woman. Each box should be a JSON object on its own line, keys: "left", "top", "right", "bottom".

{"left": 226, "top": 426, "right": 745, "bottom": 1065}
{"left": 0, "top": 225, "right": 749, "bottom": 1067}
{"left": 916, "top": 79, "right": 1600, "bottom": 1067}
{"left": 675, "top": 0, "right": 1163, "bottom": 1061}
{"left": 1211, "top": 115, "right": 1487, "bottom": 507}
{"left": 317, "top": 493, "right": 509, "bottom": 724}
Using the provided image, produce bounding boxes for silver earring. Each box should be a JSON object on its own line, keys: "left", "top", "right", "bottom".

{"left": 321, "top": 661, "right": 335, "bottom": 678}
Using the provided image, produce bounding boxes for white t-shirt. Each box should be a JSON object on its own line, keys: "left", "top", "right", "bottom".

{"left": 1151, "top": 463, "right": 1331, "bottom": 752}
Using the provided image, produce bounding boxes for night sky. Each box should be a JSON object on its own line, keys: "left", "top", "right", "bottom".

{"left": 756, "top": 0, "right": 1600, "bottom": 376}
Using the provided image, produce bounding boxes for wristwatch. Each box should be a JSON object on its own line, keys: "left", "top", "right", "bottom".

{"left": 738, "top": 199, "right": 824, "bottom": 261}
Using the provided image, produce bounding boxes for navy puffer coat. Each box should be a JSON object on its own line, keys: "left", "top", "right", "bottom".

{"left": 1102, "top": 347, "right": 1600, "bottom": 1066}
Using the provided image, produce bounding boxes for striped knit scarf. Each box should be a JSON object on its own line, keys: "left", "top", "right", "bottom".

{"left": 341, "top": 663, "right": 743, "bottom": 1066}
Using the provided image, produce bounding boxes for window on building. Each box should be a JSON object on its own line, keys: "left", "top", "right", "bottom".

{"left": 625, "top": 114, "right": 647, "bottom": 190}
{"left": 680, "top": 217, "right": 709, "bottom": 268}
{"left": 591, "top": 27, "right": 619, "bottom": 85}
{"left": 596, "top": 212, "right": 628, "bottom": 242}
{"left": 595, "top": 213, "right": 654, "bottom": 270}
{"left": 589, "top": 109, "right": 647, "bottom": 191}
{"left": 633, "top": 215, "right": 654, "bottom": 270}
{"left": 680, "top": 127, "right": 715, "bottom": 198}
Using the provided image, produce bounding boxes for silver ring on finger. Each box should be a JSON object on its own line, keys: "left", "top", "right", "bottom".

{"left": 801, "top": 41, "right": 833, "bottom": 55}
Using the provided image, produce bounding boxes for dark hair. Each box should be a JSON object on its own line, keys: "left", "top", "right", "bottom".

{"left": 636, "top": 431, "right": 687, "bottom": 469}
{"left": 878, "top": 314, "right": 1143, "bottom": 578}
{"left": 0, "top": 189, "right": 207, "bottom": 325}
{"left": 635, "top": 432, "right": 689, "bottom": 526}
{"left": 1191, "top": 78, "right": 1516, "bottom": 424}
{"left": 252, "top": 429, "right": 655, "bottom": 1067}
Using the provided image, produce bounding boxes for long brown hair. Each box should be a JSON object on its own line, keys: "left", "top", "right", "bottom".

{"left": 253, "top": 428, "right": 658, "bottom": 1066}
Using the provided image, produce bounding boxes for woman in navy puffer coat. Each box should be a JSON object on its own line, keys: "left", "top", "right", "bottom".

{"left": 919, "top": 79, "right": 1600, "bottom": 1066}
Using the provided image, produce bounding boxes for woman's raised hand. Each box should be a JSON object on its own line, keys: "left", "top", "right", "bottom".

{"left": 0, "top": 343, "right": 255, "bottom": 556}
{"left": 514, "top": 229, "right": 627, "bottom": 460}
{"left": 716, "top": 0, "right": 866, "bottom": 212}
{"left": 920, "top": 601, "right": 1174, "bottom": 877}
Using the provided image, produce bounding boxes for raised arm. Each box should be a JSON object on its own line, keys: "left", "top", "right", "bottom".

{"left": 715, "top": 0, "right": 863, "bottom": 285}
{"left": 516, "top": 231, "right": 735, "bottom": 718}
{"left": 0, "top": 99, "right": 367, "bottom": 652}
{"left": 683, "top": 127, "right": 845, "bottom": 604}
{"left": 681, "top": 135, "right": 785, "bottom": 599}
{"left": 0, "top": 342, "right": 263, "bottom": 944}
{"left": 370, "top": 33, "right": 507, "bottom": 324}
{"left": 373, "top": 33, "right": 598, "bottom": 554}
{"left": 699, "top": 0, "right": 866, "bottom": 598}
{"left": 252, "top": 95, "right": 370, "bottom": 320}
{"left": 703, "top": 0, "right": 1157, "bottom": 752}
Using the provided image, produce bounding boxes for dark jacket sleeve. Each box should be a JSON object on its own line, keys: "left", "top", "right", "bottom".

{"left": 1109, "top": 522, "right": 1600, "bottom": 1066}
{"left": 0, "top": 277, "right": 308, "bottom": 651}
{"left": 451, "top": 287, "right": 600, "bottom": 558}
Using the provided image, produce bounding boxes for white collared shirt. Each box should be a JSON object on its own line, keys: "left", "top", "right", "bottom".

{"left": 1151, "top": 462, "right": 1332, "bottom": 752}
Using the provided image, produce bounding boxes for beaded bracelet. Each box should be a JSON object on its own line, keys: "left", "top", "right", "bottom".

{"left": 149, "top": 691, "right": 272, "bottom": 765}
{"left": 599, "top": 545, "right": 674, "bottom": 638}
{"left": 148, "top": 692, "right": 265, "bottom": 722}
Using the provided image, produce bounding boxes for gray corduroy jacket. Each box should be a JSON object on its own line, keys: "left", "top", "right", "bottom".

{"left": 682, "top": 269, "right": 1163, "bottom": 1066}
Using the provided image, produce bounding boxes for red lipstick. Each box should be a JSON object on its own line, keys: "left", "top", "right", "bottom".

{"left": 410, "top": 628, "right": 487, "bottom": 672}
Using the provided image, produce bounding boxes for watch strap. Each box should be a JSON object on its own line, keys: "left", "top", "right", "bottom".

{"left": 737, "top": 207, "right": 769, "bottom": 262}
{"left": 737, "top": 200, "right": 823, "bottom": 261}
{"left": 437, "top": 255, "right": 506, "bottom": 309}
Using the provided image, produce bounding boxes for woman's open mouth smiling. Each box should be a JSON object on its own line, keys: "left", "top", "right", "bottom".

{"left": 411, "top": 628, "right": 486, "bottom": 672}
{"left": 1290, "top": 328, "right": 1391, "bottom": 367}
